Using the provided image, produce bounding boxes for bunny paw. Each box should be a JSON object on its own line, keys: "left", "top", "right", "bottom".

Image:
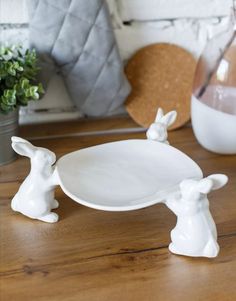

{"left": 11, "top": 197, "right": 18, "bottom": 212}
{"left": 52, "top": 199, "right": 59, "bottom": 209}
{"left": 168, "top": 243, "right": 181, "bottom": 255}
{"left": 39, "top": 212, "right": 59, "bottom": 223}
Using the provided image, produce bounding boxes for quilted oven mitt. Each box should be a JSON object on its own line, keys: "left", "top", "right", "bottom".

{"left": 28, "top": 0, "right": 131, "bottom": 116}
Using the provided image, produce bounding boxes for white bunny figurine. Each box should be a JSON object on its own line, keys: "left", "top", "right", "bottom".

{"left": 11, "top": 137, "right": 60, "bottom": 223}
{"left": 165, "top": 174, "right": 228, "bottom": 258}
{"left": 146, "top": 108, "right": 177, "bottom": 144}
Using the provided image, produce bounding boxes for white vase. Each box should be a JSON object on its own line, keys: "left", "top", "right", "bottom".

{"left": 191, "top": 14, "right": 236, "bottom": 154}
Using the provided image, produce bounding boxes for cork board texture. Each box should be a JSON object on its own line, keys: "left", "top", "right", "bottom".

{"left": 125, "top": 43, "right": 197, "bottom": 129}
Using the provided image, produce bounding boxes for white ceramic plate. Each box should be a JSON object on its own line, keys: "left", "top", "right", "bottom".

{"left": 56, "top": 139, "right": 203, "bottom": 211}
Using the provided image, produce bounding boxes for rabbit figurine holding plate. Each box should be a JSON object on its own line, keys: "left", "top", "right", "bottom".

{"left": 11, "top": 137, "right": 59, "bottom": 223}
{"left": 146, "top": 108, "right": 177, "bottom": 144}
{"left": 165, "top": 174, "right": 228, "bottom": 257}
{"left": 10, "top": 108, "right": 228, "bottom": 258}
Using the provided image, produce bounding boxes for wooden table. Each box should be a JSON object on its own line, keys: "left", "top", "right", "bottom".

{"left": 1, "top": 117, "right": 236, "bottom": 301}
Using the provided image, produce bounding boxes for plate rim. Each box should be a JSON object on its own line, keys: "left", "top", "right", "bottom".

{"left": 56, "top": 139, "right": 203, "bottom": 211}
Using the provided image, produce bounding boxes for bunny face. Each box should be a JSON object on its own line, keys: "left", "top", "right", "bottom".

{"left": 147, "top": 123, "right": 168, "bottom": 142}
{"left": 32, "top": 148, "right": 56, "bottom": 171}
{"left": 180, "top": 179, "right": 202, "bottom": 202}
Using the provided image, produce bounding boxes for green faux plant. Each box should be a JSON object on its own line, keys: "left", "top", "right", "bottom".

{"left": 0, "top": 45, "right": 44, "bottom": 114}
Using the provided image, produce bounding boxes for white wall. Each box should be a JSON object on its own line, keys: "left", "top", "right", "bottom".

{"left": 0, "top": 0, "right": 234, "bottom": 123}
{"left": 108, "top": 0, "right": 232, "bottom": 61}
{"left": 115, "top": 0, "right": 232, "bottom": 20}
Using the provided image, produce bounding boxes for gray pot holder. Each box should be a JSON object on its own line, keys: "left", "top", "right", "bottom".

{"left": 28, "top": 0, "right": 131, "bottom": 116}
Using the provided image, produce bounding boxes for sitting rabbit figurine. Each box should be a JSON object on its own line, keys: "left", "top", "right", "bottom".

{"left": 11, "top": 136, "right": 59, "bottom": 223}
{"left": 165, "top": 174, "right": 228, "bottom": 257}
{"left": 146, "top": 108, "right": 177, "bottom": 144}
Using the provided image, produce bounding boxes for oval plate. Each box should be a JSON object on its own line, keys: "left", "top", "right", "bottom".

{"left": 56, "top": 139, "right": 203, "bottom": 211}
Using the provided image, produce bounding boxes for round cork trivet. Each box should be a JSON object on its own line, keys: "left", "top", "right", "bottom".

{"left": 125, "top": 43, "right": 197, "bottom": 129}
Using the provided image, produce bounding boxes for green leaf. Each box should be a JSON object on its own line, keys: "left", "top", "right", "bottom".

{"left": 2, "top": 89, "right": 16, "bottom": 105}
{"left": 0, "top": 45, "right": 44, "bottom": 113}
{"left": 5, "top": 76, "right": 16, "bottom": 88}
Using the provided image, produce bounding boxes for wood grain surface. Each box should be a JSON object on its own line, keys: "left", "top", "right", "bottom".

{"left": 0, "top": 118, "right": 236, "bottom": 301}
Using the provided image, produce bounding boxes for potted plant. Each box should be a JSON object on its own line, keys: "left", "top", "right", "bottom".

{"left": 0, "top": 45, "right": 44, "bottom": 165}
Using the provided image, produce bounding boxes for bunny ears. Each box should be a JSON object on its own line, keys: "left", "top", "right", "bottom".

{"left": 180, "top": 174, "right": 228, "bottom": 195}
{"left": 197, "top": 174, "right": 228, "bottom": 194}
{"left": 11, "top": 136, "right": 36, "bottom": 158}
{"left": 155, "top": 108, "right": 177, "bottom": 127}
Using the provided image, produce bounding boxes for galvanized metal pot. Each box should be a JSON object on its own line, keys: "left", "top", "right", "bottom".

{"left": 0, "top": 109, "right": 19, "bottom": 166}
